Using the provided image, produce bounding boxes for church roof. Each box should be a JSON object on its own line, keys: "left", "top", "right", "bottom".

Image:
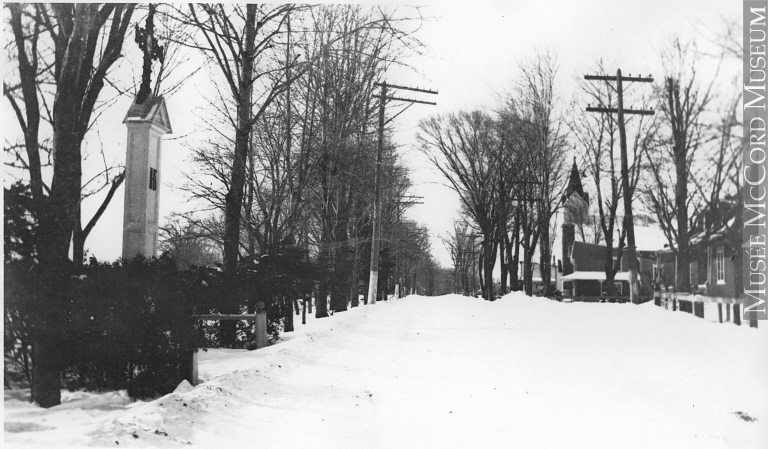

{"left": 123, "top": 95, "right": 172, "bottom": 133}
{"left": 562, "top": 157, "right": 588, "bottom": 204}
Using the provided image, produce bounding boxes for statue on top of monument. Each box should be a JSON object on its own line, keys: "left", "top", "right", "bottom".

{"left": 134, "top": 4, "right": 165, "bottom": 105}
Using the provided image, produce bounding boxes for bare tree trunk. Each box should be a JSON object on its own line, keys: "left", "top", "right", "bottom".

{"left": 509, "top": 219, "right": 521, "bottom": 291}
{"left": 674, "top": 157, "right": 691, "bottom": 292}
{"left": 523, "top": 244, "right": 533, "bottom": 296}
{"left": 13, "top": 4, "right": 135, "bottom": 407}
{"left": 499, "top": 228, "right": 507, "bottom": 294}
{"left": 350, "top": 242, "right": 361, "bottom": 307}
{"left": 483, "top": 239, "right": 498, "bottom": 300}
{"left": 283, "top": 295, "right": 294, "bottom": 332}
{"left": 539, "top": 217, "right": 551, "bottom": 296}
{"left": 316, "top": 276, "right": 329, "bottom": 318}
{"left": 221, "top": 5, "right": 258, "bottom": 347}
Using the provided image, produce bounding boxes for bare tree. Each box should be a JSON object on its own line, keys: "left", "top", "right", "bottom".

{"left": 500, "top": 50, "right": 568, "bottom": 296}
{"left": 175, "top": 5, "right": 424, "bottom": 324}
{"left": 159, "top": 213, "right": 222, "bottom": 270}
{"left": 3, "top": 5, "right": 141, "bottom": 270}
{"left": 4, "top": 3, "right": 136, "bottom": 407}
{"left": 419, "top": 110, "right": 502, "bottom": 300}
{"left": 643, "top": 39, "right": 715, "bottom": 292}
{"left": 441, "top": 220, "right": 474, "bottom": 294}
{"left": 173, "top": 3, "right": 303, "bottom": 345}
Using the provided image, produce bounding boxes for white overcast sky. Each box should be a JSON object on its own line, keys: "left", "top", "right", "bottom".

{"left": 9, "top": 1, "right": 739, "bottom": 267}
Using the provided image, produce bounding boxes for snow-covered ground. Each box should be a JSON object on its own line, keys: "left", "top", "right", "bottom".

{"left": 5, "top": 293, "right": 767, "bottom": 448}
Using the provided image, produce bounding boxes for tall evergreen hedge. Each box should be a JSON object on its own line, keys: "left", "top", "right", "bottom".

{"left": 5, "top": 250, "right": 313, "bottom": 399}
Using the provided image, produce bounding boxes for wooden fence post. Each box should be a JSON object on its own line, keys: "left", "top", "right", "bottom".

{"left": 733, "top": 303, "right": 741, "bottom": 326}
{"left": 255, "top": 301, "right": 268, "bottom": 348}
{"left": 282, "top": 295, "right": 294, "bottom": 333}
{"left": 718, "top": 303, "right": 723, "bottom": 323}
{"left": 191, "top": 350, "right": 199, "bottom": 386}
{"left": 694, "top": 301, "right": 704, "bottom": 319}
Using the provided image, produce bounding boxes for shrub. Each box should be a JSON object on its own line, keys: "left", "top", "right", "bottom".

{"left": 4, "top": 257, "right": 205, "bottom": 399}
{"left": 4, "top": 248, "right": 314, "bottom": 399}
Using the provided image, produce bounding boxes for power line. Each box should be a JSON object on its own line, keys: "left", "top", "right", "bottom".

{"left": 374, "top": 82, "right": 439, "bottom": 95}
{"left": 584, "top": 74, "right": 654, "bottom": 83}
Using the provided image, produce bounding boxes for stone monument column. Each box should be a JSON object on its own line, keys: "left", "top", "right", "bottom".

{"left": 122, "top": 96, "right": 172, "bottom": 259}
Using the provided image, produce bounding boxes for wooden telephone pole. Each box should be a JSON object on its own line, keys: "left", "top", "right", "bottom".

{"left": 368, "top": 82, "right": 437, "bottom": 304}
{"left": 584, "top": 69, "right": 654, "bottom": 303}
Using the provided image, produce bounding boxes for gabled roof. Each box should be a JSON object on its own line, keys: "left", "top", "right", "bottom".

{"left": 571, "top": 241, "right": 611, "bottom": 260}
{"left": 572, "top": 240, "right": 658, "bottom": 260}
{"left": 655, "top": 202, "right": 740, "bottom": 252}
{"left": 123, "top": 95, "right": 172, "bottom": 133}
{"left": 562, "top": 271, "right": 630, "bottom": 281}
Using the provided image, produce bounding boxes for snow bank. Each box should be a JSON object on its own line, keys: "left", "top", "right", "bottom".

{"left": 5, "top": 294, "right": 767, "bottom": 449}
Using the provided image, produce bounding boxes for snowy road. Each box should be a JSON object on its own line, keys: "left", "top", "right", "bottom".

{"left": 5, "top": 293, "right": 768, "bottom": 448}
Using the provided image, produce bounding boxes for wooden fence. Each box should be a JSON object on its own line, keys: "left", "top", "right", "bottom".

{"left": 654, "top": 289, "right": 758, "bottom": 328}
{"left": 550, "top": 290, "right": 755, "bottom": 329}
{"left": 558, "top": 295, "right": 631, "bottom": 304}
{"left": 555, "top": 293, "right": 654, "bottom": 304}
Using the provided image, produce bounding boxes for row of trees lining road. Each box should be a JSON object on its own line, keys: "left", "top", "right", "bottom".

{"left": 441, "top": 220, "right": 478, "bottom": 295}
{"left": 172, "top": 4, "right": 430, "bottom": 338}
{"left": 420, "top": 51, "right": 568, "bottom": 300}
{"left": 424, "top": 34, "right": 741, "bottom": 300}
{"left": 4, "top": 4, "right": 441, "bottom": 407}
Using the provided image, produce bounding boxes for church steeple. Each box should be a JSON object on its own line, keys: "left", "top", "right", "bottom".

{"left": 561, "top": 157, "right": 587, "bottom": 278}
{"left": 562, "top": 157, "right": 588, "bottom": 204}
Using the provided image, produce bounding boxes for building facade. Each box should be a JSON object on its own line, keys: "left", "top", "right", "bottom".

{"left": 654, "top": 200, "right": 741, "bottom": 298}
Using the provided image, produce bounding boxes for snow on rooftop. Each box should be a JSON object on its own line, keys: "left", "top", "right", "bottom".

{"left": 561, "top": 270, "right": 630, "bottom": 281}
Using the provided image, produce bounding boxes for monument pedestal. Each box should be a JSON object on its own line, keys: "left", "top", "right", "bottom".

{"left": 121, "top": 96, "right": 172, "bottom": 260}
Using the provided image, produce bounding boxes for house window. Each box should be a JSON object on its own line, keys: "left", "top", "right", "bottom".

{"left": 149, "top": 167, "right": 158, "bottom": 191}
{"left": 716, "top": 248, "right": 725, "bottom": 285}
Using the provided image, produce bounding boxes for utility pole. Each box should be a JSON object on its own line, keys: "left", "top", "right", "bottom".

{"left": 585, "top": 69, "right": 654, "bottom": 303}
{"left": 368, "top": 82, "right": 437, "bottom": 305}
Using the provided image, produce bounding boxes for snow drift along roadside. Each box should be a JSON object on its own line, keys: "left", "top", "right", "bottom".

{"left": 5, "top": 293, "right": 767, "bottom": 449}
